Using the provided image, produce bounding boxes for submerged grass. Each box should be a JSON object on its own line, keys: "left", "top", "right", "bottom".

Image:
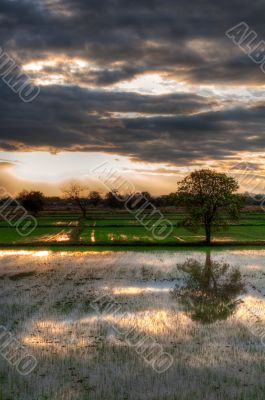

{"left": 0, "top": 250, "right": 264, "bottom": 399}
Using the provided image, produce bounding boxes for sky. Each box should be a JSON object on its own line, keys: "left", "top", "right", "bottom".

{"left": 1, "top": 0, "right": 265, "bottom": 195}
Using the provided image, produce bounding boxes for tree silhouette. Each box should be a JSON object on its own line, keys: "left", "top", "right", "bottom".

{"left": 62, "top": 181, "right": 89, "bottom": 218}
{"left": 18, "top": 191, "right": 45, "bottom": 217}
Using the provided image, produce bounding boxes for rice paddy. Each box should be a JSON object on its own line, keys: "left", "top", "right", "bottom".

{"left": 0, "top": 249, "right": 264, "bottom": 399}
{"left": 1, "top": 212, "right": 265, "bottom": 246}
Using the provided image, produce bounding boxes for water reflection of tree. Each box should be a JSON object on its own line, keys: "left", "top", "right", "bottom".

{"left": 172, "top": 253, "right": 245, "bottom": 323}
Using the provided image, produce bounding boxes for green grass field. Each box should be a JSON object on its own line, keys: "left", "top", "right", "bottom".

{"left": 0, "top": 226, "right": 72, "bottom": 243}
{"left": 0, "top": 211, "right": 265, "bottom": 245}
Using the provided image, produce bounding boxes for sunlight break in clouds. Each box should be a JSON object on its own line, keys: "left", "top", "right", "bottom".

{"left": 1, "top": 0, "right": 265, "bottom": 194}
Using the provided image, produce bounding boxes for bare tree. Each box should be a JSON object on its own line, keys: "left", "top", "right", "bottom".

{"left": 62, "top": 181, "right": 89, "bottom": 218}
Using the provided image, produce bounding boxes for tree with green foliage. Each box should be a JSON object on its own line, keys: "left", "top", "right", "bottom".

{"left": 177, "top": 169, "right": 243, "bottom": 245}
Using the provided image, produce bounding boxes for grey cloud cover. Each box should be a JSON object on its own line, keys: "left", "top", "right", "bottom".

{"left": 0, "top": 0, "right": 265, "bottom": 165}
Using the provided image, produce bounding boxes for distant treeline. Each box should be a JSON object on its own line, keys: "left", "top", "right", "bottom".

{"left": 39, "top": 192, "right": 265, "bottom": 208}
{"left": 0, "top": 190, "right": 264, "bottom": 214}
{"left": 36, "top": 191, "right": 179, "bottom": 209}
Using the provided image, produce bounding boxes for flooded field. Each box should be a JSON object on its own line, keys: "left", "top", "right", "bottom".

{"left": 0, "top": 250, "right": 264, "bottom": 399}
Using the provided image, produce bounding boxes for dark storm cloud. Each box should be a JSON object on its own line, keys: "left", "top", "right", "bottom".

{"left": 0, "top": 82, "right": 264, "bottom": 165}
{"left": 1, "top": 0, "right": 265, "bottom": 84}
{"left": 1, "top": 0, "right": 265, "bottom": 164}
